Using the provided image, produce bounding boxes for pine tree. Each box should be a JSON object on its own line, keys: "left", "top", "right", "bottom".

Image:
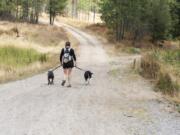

{"left": 170, "top": 0, "right": 180, "bottom": 38}
{"left": 99, "top": 0, "right": 173, "bottom": 42}
{"left": 47, "top": 0, "right": 67, "bottom": 25}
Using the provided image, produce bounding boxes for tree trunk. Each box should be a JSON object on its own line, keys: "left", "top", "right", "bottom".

{"left": 93, "top": 5, "right": 96, "bottom": 23}
{"left": 49, "top": 0, "right": 53, "bottom": 25}
{"left": 52, "top": 15, "right": 55, "bottom": 25}
{"left": 50, "top": 13, "right": 52, "bottom": 25}
{"left": 16, "top": 0, "right": 19, "bottom": 20}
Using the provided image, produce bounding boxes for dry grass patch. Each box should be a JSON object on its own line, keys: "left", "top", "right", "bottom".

{"left": 140, "top": 51, "right": 180, "bottom": 103}
{"left": 0, "top": 21, "right": 68, "bottom": 47}
{"left": 0, "top": 21, "right": 78, "bottom": 83}
{"left": 0, "top": 55, "right": 59, "bottom": 84}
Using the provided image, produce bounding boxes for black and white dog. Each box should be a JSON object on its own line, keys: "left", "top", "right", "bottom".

{"left": 84, "top": 71, "right": 93, "bottom": 84}
{"left": 75, "top": 66, "right": 94, "bottom": 85}
{"left": 47, "top": 70, "right": 54, "bottom": 85}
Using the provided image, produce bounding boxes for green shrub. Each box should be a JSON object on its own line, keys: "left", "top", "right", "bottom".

{"left": 0, "top": 46, "right": 47, "bottom": 67}
{"left": 121, "top": 47, "right": 141, "bottom": 54}
{"left": 140, "top": 51, "right": 180, "bottom": 97}
{"left": 39, "top": 54, "right": 47, "bottom": 63}
{"left": 152, "top": 49, "right": 180, "bottom": 65}
{"left": 152, "top": 49, "right": 180, "bottom": 77}
{"left": 129, "top": 47, "right": 141, "bottom": 54}
{"left": 177, "top": 104, "right": 180, "bottom": 113}
{"left": 156, "top": 73, "right": 179, "bottom": 96}
{"left": 140, "top": 54, "right": 160, "bottom": 79}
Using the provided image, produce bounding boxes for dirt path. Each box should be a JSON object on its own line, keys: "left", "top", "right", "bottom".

{"left": 0, "top": 22, "right": 179, "bottom": 135}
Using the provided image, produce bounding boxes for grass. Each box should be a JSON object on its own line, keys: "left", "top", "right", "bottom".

{"left": 140, "top": 50, "right": 180, "bottom": 101}
{"left": 153, "top": 49, "right": 180, "bottom": 77}
{"left": 0, "top": 21, "right": 68, "bottom": 47}
{"left": 0, "top": 46, "right": 47, "bottom": 67}
{"left": 0, "top": 21, "right": 79, "bottom": 83}
{"left": 0, "top": 46, "right": 50, "bottom": 83}
{"left": 140, "top": 53, "right": 160, "bottom": 79}
{"left": 108, "top": 68, "right": 122, "bottom": 78}
{"left": 27, "top": 25, "right": 68, "bottom": 47}
{"left": 156, "top": 72, "right": 179, "bottom": 96}
{"left": 153, "top": 49, "right": 180, "bottom": 64}
{"left": 120, "top": 47, "right": 141, "bottom": 54}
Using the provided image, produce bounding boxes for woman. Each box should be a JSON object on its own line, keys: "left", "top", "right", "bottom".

{"left": 60, "top": 41, "right": 76, "bottom": 87}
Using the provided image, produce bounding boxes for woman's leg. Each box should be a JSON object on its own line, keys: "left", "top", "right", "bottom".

{"left": 67, "top": 68, "right": 72, "bottom": 87}
{"left": 64, "top": 69, "right": 68, "bottom": 80}
{"left": 62, "top": 69, "right": 68, "bottom": 86}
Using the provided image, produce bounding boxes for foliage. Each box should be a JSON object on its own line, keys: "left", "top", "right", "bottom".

{"left": 0, "top": 46, "right": 47, "bottom": 67}
{"left": 99, "top": 0, "right": 178, "bottom": 42}
{"left": 150, "top": 0, "right": 172, "bottom": 41}
{"left": 140, "top": 54, "right": 160, "bottom": 79}
{"left": 157, "top": 72, "right": 179, "bottom": 96}
{"left": 153, "top": 49, "right": 180, "bottom": 64}
{"left": 140, "top": 50, "right": 180, "bottom": 97}
{"left": 0, "top": 0, "right": 67, "bottom": 24}
{"left": 76, "top": 0, "right": 98, "bottom": 12}
{"left": 47, "top": 0, "right": 67, "bottom": 25}
{"left": 169, "top": 0, "right": 180, "bottom": 38}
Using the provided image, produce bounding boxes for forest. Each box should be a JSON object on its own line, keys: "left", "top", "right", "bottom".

{"left": 0, "top": 0, "right": 179, "bottom": 42}
{"left": 0, "top": 0, "right": 67, "bottom": 24}
{"left": 100, "top": 0, "right": 180, "bottom": 42}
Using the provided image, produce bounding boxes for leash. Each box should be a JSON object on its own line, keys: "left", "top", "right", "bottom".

{"left": 75, "top": 66, "right": 94, "bottom": 74}
{"left": 74, "top": 66, "right": 86, "bottom": 72}
{"left": 52, "top": 65, "right": 62, "bottom": 72}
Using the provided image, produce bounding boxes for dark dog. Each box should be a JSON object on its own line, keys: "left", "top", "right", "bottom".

{"left": 48, "top": 70, "right": 54, "bottom": 85}
{"left": 84, "top": 71, "right": 93, "bottom": 84}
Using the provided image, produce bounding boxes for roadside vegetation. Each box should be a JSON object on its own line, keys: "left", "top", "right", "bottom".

{"left": 140, "top": 49, "right": 180, "bottom": 103}
{"left": 0, "top": 21, "right": 78, "bottom": 83}
{"left": 0, "top": 46, "right": 47, "bottom": 67}
{"left": 100, "top": 0, "right": 180, "bottom": 42}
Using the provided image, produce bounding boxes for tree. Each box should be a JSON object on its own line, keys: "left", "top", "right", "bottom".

{"left": 47, "top": 0, "right": 67, "bottom": 25}
{"left": 71, "top": 0, "right": 77, "bottom": 18}
{"left": 99, "top": 0, "right": 172, "bottom": 42}
{"left": 170, "top": 0, "right": 180, "bottom": 38}
{"left": 150, "top": 0, "right": 171, "bottom": 41}
{"left": 21, "top": 0, "right": 29, "bottom": 21}
{"left": 0, "top": 0, "right": 16, "bottom": 20}
{"left": 0, "top": 0, "right": 44, "bottom": 23}
{"left": 100, "top": 0, "right": 150, "bottom": 41}
{"left": 31, "top": 0, "right": 43, "bottom": 23}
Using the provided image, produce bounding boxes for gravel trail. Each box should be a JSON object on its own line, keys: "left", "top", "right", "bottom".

{"left": 0, "top": 22, "right": 179, "bottom": 135}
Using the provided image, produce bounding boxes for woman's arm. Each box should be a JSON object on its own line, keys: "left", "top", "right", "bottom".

{"left": 71, "top": 49, "right": 76, "bottom": 61}
{"left": 60, "top": 49, "right": 64, "bottom": 64}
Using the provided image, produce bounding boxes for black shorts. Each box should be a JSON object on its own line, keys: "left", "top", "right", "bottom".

{"left": 63, "top": 61, "right": 74, "bottom": 69}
